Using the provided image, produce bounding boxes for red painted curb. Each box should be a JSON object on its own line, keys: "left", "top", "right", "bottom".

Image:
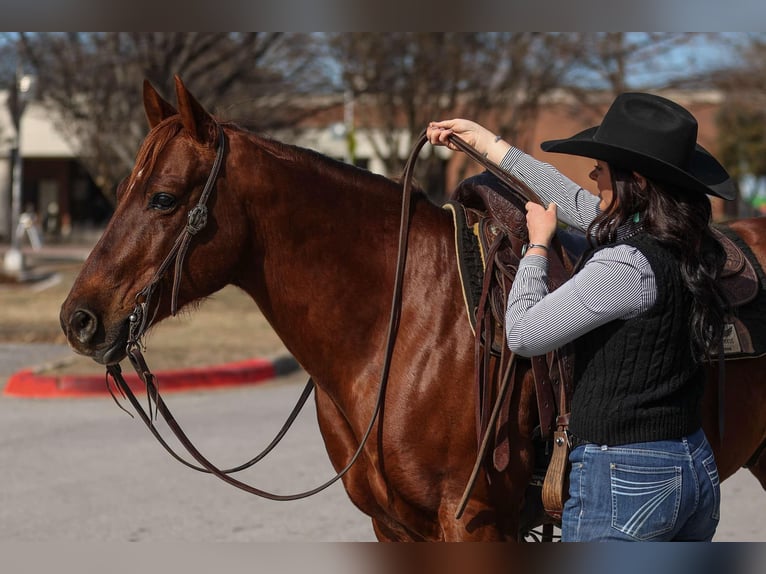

{"left": 4, "top": 357, "right": 287, "bottom": 398}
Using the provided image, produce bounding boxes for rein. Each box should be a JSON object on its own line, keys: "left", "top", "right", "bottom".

{"left": 447, "top": 135, "right": 544, "bottom": 206}
{"left": 106, "top": 123, "right": 542, "bottom": 504}
{"left": 443, "top": 133, "right": 546, "bottom": 518}
{"left": 105, "top": 121, "right": 422, "bottom": 501}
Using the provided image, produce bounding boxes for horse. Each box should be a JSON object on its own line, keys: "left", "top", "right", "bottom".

{"left": 60, "top": 76, "right": 766, "bottom": 541}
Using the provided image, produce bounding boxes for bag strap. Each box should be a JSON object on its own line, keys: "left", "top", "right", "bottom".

{"left": 541, "top": 349, "right": 572, "bottom": 522}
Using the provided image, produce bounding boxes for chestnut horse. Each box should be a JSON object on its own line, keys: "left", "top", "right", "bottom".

{"left": 61, "top": 77, "right": 766, "bottom": 541}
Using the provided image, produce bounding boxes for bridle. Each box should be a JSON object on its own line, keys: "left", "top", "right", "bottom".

{"left": 104, "top": 121, "right": 543, "bottom": 504}
{"left": 130, "top": 123, "right": 226, "bottom": 329}
{"left": 105, "top": 120, "right": 422, "bottom": 500}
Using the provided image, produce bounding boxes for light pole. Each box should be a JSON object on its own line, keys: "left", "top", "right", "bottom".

{"left": 3, "top": 60, "right": 34, "bottom": 275}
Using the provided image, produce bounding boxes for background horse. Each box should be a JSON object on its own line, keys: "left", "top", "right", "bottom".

{"left": 60, "top": 77, "right": 766, "bottom": 541}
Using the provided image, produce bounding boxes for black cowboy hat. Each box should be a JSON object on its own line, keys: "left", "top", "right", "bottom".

{"left": 540, "top": 92, "right": 735, "bottom": 200}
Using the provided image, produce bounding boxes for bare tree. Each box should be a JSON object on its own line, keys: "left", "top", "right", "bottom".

{"left": 459, "top": 33, "right": 584, "bottom": 155}
{"left": 10, "top": 32, "right": 743, "bottom": 210}
{"left": 714, "top": 33, "right": 766, "bottom": 217}
{"left": 328, "top": 33, "right": 476, "bottom": 180}
{"left": 543, "top": 31, "right": 736, "bottom": 156}
{"left": 328, "top": 33, "right": 584, "bottom": 198}
{"left": 561, "top": 33, "right": 724, "bottom": 101}
{"left": 18, "top": 32, "right": 331, "bottom": 203}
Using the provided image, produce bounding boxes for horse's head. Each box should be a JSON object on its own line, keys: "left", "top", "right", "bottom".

{"left": 60, "top": 77, "right": 248, "bottom": 364}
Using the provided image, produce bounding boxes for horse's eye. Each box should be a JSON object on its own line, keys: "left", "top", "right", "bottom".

{"left": 149, "top": 192, "right": 177, "bottom": 211}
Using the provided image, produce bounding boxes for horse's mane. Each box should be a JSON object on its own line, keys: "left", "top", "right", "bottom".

{"left": 130, "top": 116, "right": 428, "bottom": 203}
{"left": 238, "top": 124, "right": 410, "bottom": 194}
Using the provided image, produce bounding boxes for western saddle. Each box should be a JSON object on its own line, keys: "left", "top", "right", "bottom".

{"left": 446, "top": 170, "right": 762, "bottom": 524}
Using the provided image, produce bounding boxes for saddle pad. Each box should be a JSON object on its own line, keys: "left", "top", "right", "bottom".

{"left": 443, "top": 201, "right": 484, "bottom": 334}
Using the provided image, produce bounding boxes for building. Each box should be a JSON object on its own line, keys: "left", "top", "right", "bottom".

{"left": 0, "top": 88, "right": 740, "bottom": 244}
{"left": 0, "top": 90, "right": 109, "bottom": 242}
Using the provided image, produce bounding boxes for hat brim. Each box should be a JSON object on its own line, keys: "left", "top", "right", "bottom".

{"left": 541, "top": 126, "right": 735, "bottom": 200}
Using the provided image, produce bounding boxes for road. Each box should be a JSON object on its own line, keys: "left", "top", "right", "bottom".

{"left": 0, "top": 348, "right": 375, "bottom": 542}
{"left": 1, "top": 343, "right": 765, "bottom": 542}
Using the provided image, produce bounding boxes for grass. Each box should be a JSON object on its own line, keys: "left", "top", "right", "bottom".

{"left": 0, "top": 255, "right": 287, "bottom": 376}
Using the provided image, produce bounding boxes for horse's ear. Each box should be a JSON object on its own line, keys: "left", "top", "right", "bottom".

{"left": 174, "top": 75, "right": 217, "bottom": 145}
{"left": 143, "top": 79, "right": 177, "bottom": 128}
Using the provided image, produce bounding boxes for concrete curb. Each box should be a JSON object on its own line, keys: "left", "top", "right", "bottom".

{"left": 3, "top": 354, "right": 301, "bottom": 398}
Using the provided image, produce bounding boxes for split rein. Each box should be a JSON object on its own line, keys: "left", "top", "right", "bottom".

{"left": 104, "top": 122, "right": 417, "bottom": 501}
{"left": 105, "top": 123, "right": 542, "bottom": 502}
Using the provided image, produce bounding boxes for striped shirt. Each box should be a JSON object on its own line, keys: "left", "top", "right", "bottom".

{"left": 499, "top": 147, "right": 657, "bottom": 357}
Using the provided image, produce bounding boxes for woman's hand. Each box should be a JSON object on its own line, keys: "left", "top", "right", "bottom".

{"left": 427, "top": 119, "right": 511, "bottom": 163}
{"left": 427, "top": 119, "right": 494, "bottom": 154}
{"left": 524, "top": 201, "right": 558, "bottom": 247}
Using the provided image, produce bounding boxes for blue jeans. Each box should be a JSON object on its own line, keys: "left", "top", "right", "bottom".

{"left": 561, "top": 427, "right": 720, "bottom": 542}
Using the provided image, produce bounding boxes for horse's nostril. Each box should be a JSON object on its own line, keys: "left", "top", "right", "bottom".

{"left": 70, "top": 308, "right": 98, "bottom": 345}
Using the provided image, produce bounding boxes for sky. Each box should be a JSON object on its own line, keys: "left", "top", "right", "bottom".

{"left": 2, "top": 1, "right": 766, "bottom": 32}
{"left": 0, "top": 32, "right": 754, "bottom": 92}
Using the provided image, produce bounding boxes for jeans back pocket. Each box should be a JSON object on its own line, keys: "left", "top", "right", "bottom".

{"left": 610, "top": 463, "right": 682, "bottom": 540}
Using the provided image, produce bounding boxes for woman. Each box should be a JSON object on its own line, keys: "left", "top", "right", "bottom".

{"left": 427, "top": 92, "right": 734, "bottom": 541}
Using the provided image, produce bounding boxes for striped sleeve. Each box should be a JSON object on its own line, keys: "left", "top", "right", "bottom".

{"left": 499, "top": 146, "right": 600, "bottom": 232}
{"left": 505, "top": 244, "right": 657, "bottom": 357}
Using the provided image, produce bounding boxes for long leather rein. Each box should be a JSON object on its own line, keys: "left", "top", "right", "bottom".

{"left": 105, "top": 122, "right": 542, "bottom": 502}
{"left": 104, "top": 121, "right": 424, "bottom": 500}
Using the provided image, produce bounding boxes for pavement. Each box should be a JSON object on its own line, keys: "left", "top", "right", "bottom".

{"left": 1, "top": 240, "right": 299, "bottom": 399}
{"left": 3, "top": 243, "right": 766, "bottom": 542}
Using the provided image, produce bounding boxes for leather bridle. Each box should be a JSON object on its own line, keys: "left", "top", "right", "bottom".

{"left": 104, "top": 122, "right": 543, "bottom": 503}
{"left": 105, "top": 121, "right": 422, "bottom": 500}
{"left": 130, "top": 124, "right": 226, "bottom": 330}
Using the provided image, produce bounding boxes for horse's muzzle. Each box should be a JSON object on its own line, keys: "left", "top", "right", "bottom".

{"left": 60, "top": 306, "right": 130, "bottom": 365}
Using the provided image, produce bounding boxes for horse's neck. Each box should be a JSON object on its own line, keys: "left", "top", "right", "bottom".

{"left": 234, "top": 133, "right": 440, "bottom": 380}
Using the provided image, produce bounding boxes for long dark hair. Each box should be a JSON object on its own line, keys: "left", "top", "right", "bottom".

{"left": 588, "top": 165, "right": 729, "bottom": 358}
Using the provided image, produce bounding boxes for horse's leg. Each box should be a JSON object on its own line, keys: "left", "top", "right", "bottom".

{"left": 372, "top": 519, "right": 418, "bottom": 542}
{"left": 433, "top": 370, "right": 538, "bottom": 542}
{"left": 317, "top": 387, "right": 441, "bottom": 541}
{"left": 747, "top": 448, "right": 766, "bottom": 490}
{"left": 316, "top": 384, "right": 469, "bottom": 541}
{"left": 438, "top": 498, "right": 508, "bottom": 541}
{"left": 702, "top": 359, "right": 766, "bottom": 481}
{"left": 315, "top": 385, "right": 427, "bottom": 541}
